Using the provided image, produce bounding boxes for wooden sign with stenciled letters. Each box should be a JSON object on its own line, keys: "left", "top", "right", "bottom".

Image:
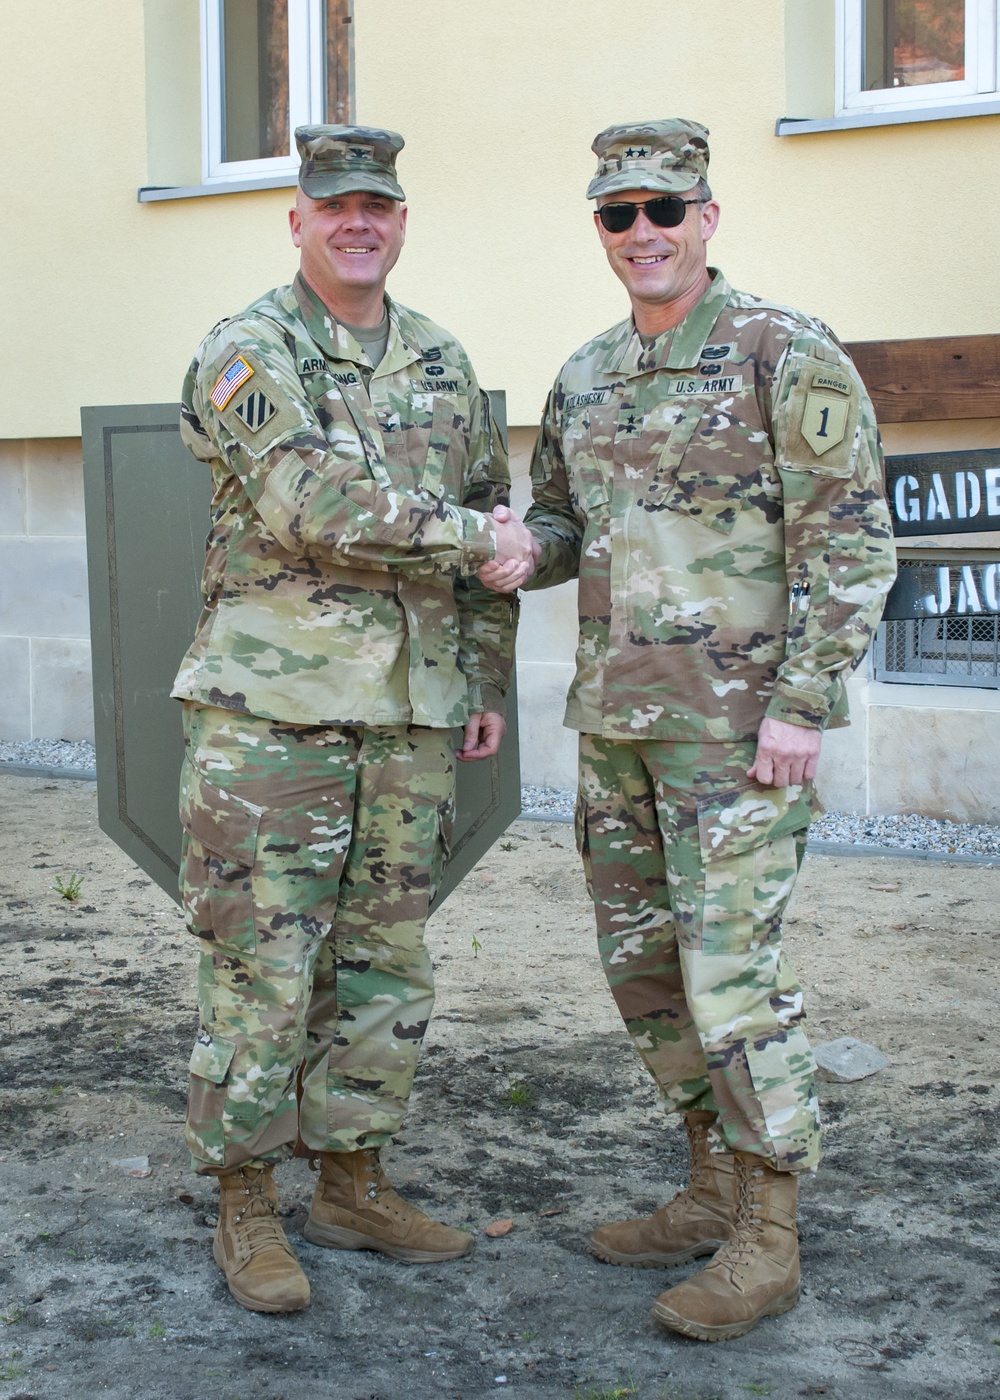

{"left": 843, "top": 334, "right": 1000, "bottom": 628}
{"left": 882, "top": 450, "right": 1000, "bottom": 621}
{"left": 882, "top": 557, "right": 1000, "bottom": 622}
{"left": 886, "top": 450, "right": 1000, "bottom": 538}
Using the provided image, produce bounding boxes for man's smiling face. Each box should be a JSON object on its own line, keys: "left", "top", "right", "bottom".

{"left": 290, "top": 189, "right": 407, "bottom": 303}
{"left": 594, "top": 189, "right": 719, "bottom": 324}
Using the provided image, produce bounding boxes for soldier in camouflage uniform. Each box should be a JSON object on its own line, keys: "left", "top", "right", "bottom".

{"left": 480, "top": 120, "right": 895, "bottom": 1341}
{"left": 172, "top": 125, "right": 534, "bottom": 1313}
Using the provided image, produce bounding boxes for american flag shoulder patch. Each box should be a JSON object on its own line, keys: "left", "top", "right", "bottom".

{"left": 210, "top": 355, "right": 254, "bottom": 410}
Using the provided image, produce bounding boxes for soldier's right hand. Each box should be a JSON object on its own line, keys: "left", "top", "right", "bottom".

{"left": 480, "top": 506, "right": 539, "bottom": 591}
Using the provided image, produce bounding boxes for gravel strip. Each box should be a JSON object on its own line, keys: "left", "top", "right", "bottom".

{"left": 519, "top": 783, "right": 1000, "bottom": 859}
{"left": 2, "top": 750, "right": 998, "bottom": 861}
{"left": 0, "top": 738, "right": 96, "bottom": 771}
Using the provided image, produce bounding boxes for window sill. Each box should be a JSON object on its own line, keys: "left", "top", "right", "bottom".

{"left": 137, "top": 174, "right": 298, "bottom": 203}
{"left": 776, "top": 97, "right": 1000, "bottom": 136}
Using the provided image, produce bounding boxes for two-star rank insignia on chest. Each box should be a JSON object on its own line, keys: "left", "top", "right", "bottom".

{"left": 233, "top": 389, "right": 277, "bottom": 432}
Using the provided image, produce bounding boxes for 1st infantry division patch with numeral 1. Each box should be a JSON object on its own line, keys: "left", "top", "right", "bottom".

{"left": 234, "top": 389, "right": 277, "bottom": 432}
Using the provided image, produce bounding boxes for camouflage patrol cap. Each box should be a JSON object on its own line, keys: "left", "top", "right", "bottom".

{"left": 587, "top": 119, "right": 710, "bottom": 200}
{"left": 295, "top": 124, "right": 406, "bottom": 200}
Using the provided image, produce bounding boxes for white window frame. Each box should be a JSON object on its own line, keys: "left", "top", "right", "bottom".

{"left": 201, "top": 0, "right": 326, "bottom": 184}
{"left": 838, "top": 0, "right": 999, "bottom": 114}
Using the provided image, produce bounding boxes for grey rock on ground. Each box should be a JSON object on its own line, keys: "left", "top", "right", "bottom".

{"left": 815, "top": 1035, "right": 892, "bottom": 1083}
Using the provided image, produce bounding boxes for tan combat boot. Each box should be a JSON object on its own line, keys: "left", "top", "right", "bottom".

{"left": 589, "top": 1111, "right": 735, "bottom": 1267}
{"left": 651, "top": 1151, "right": 800, "bottom": 1341}
{"left": 213, "top": 1164, "right": 311, "bottom": 1313}
{"left": 302, "top": 1148, "right": 473, "bottom": 1263}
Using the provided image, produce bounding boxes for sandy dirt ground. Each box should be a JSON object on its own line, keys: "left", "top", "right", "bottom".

{"left": 0, "top": 773, "right": 998, "bottom": 1400}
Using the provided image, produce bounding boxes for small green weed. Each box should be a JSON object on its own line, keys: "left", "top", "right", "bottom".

{"left": 745, "top": 1387, "right": 773, "bottom": 1397}
{"left": 0, "top": 1307, "right": 25, "bottom": 1325}
{"left": 523, "top": 1328, "right": 538, "bottom": 1342}
{"left": 658, "top": 1383, "right": 722, "bottom": 1394}
{"left": 53, "top": 872, "right": 85, "bottom": 901}
{"left": 503, "top": 1079, "right": 533, "bottom": 1108}
{"left": 575, "top": 1382, "right": 638, "bottom": 1400}
{"left": 0, "top": 1352, "right": 25, "bottom": 1382}
{"left": 148, "top": 1317, "right": 166, "bottom": 1339}
{"left": 471, "top": 934, "right": 483, "bottom": 957}
{"left": 500, "top": 840, "right": 516, "bottom": 851}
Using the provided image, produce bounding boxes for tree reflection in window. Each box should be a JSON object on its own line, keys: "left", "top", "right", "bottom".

{"left": 223, "top": 0, "right": 290, "bottom": 163}
{"left": 864, "top": 0, "right": 965, "bottom": 90}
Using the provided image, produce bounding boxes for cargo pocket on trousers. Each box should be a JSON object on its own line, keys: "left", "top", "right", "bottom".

{"left": 573, "top": 790, "right": 597, "bottom": 902}
{"left": 179, "top": 757, "right": 263, "bottom": 954}
{"left": 696, "top": 783, "right": 814, "bottom": 955}
{"left": 189, "top": 1033, "right": 237, "bottom": 1085}
{"left": 744, "top": 1030, "right": 819, "bottom": 1171}
{"left": 428, "top": 786, "right": 456, "bottom": 904}
{"left": 187, "top": 1033, "right": 238, "bottom": 1165}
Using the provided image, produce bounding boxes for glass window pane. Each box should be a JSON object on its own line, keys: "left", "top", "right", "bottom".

{"left": 222, "top": 0, "right": 290, "bottom": 162}
{"left": 325, "top": 0, "right": 352, "bottom": 125}
{"left": 864, "top": 0, "right": 965, "bottom": 91}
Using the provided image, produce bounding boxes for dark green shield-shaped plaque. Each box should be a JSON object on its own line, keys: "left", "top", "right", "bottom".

{"left": 81, "top": 399, "right": 520, "bottom": 910}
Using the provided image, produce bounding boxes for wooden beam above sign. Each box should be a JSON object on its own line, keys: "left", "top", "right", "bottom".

{"left": 844, "top": 334, "right": 1000, "bottom": 423}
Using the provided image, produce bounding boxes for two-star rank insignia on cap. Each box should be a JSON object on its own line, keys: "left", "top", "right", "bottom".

{"left": 210, "top": 356, "right": 254, "bottom": 409}
{"left": 234, "top": 390, "right": 277, "bottom": 432}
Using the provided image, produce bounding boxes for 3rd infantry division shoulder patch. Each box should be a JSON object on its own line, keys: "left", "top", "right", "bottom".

{"left": 234, "top": 389, "right": 277, "bottom": 432}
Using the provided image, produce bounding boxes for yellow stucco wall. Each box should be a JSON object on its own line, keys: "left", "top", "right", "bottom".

{"left": 3, "top": 0, "right": 999, "bottom": 438}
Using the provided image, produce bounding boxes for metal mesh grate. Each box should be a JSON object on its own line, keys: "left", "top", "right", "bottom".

{"left": 875, "top": 558, "right": 1000, "bottom": 687}
{"left": 881, "top": 616, "right": 1000, "bottom": 674}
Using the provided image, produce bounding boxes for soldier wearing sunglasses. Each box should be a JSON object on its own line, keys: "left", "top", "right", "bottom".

{"left": 479, "top": 120, "right": 895, "bottom": 1341}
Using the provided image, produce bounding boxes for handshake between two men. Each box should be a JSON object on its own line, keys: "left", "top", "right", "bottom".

{"left": 475, "top": 503, "right": 824, "bottom": 788}
{"left": 478, "top": 504, "right": 539, "bottom": 593}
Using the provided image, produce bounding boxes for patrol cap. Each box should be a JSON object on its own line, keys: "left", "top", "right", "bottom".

{"left": 587, "top": 119, "right": 710, "bottom": 200}
{"left": 295, "top": 124, "right": 406, "bottom": 200}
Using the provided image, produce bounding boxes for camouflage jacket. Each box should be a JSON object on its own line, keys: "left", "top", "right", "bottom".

{"left": 524, "top": 270, "right": 896, "bottom": 742}
{"left": 171, "top": 274, "right": 514, "bottom": 728}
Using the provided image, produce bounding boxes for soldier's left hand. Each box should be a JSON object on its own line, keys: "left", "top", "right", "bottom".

{"left": 748, "top": 717, "right": 822, "bottom": 788}
{"left": 458, "top": 711, "right": 506, "bottom": 761}
{"left": 477, "top": 558, "right": 531, "bottom": 591}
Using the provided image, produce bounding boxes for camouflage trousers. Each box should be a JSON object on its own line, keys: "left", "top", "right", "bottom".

{"left": 577, "top": 735, "right": 821, "bottom": 1173}
{"left": 179, "top": 702, "right": 454, "bottom": 1173}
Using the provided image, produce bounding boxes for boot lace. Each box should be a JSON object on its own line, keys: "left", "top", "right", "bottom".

{"left": 232, "top": 1171, "right": 288, "bottom": 1254}
{"left": 705, "top": 1158, "right": 762, "bottom": 1282}
{"left": 354, "top": 1153, "right": 425, "bottom": 1220}
{"left": 685, "top": 1118, "right": 714, "bottom": 1198}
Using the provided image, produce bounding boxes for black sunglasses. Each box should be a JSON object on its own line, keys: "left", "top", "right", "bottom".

{"left": 597, "top": 196, "right": 703, "bottom": 234}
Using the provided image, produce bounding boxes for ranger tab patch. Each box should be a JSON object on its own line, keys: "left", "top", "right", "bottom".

{"left": 210, "top": 356, "right": 254, "bottom": 410}
{"left": 234, "top": 389, "right": 277, "bottom": 433}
